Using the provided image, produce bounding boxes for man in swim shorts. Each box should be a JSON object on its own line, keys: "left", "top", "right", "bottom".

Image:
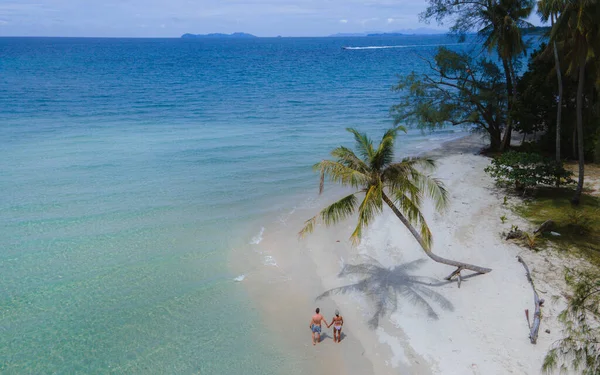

{"left": 327, "top": 309, "right": 344, "bottom": 343}
{"left": 309, "top": 307, "right": 328, "bottom": 345}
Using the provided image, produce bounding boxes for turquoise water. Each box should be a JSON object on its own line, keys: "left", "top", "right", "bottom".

{"left": 1, "top": 36, "right": 472, "bottom": 374}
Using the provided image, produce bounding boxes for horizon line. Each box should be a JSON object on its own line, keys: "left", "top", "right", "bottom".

{"left": 0, "top": 34, "right": 452, "bottom": 39}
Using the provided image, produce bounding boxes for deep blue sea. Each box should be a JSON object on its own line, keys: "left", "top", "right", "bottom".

{"left": 0, "top": 35, "right": 476, "bottom": 374}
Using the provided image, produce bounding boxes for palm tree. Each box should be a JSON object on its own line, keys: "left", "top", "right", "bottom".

{"left": 538, "top": 0, "right": 565, "bottom": 175}
{"left": 478, "top": 0, "right": 535, "bottom": 151}
{"left": 317, "top": 258, "right": 454, "bottom": 328}
{"left": 551, "top": 0, "right": 600, "bottom": 204}
{"left": 299, "top": 126, "right": 492, "bottom": 278}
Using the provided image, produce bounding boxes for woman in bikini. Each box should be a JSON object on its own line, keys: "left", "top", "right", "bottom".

{"left": 327, "top": 309, "right": 344, "bottom": 343}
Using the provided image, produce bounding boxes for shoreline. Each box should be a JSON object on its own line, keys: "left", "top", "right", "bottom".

{"left": 231, "top": 132, "right": 568, "bottom": 374}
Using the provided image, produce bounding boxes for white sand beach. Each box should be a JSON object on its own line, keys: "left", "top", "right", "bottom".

{"left": 233, "top": 134, "right": 572, "bottom": 375}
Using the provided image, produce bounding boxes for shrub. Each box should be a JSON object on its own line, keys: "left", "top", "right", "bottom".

{"left": 484, "top": 151, "right": 574, "bottom": 192}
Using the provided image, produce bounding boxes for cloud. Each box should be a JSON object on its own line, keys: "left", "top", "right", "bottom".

{"left": 387, "top": 18, "right": 394, "bottom": 24}
{"left": 339, "top": 19, "right": 348, "bottom": 24}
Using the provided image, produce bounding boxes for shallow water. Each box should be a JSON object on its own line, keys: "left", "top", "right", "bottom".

{"left": 1, "top": 35, "right": 473, "bottom": 374}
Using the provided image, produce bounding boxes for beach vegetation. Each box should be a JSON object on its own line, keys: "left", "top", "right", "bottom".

{"left": 548, "top": 0, "right": 600, "bottom": 204}
{"left": 421, "top": 0, "right": 535, "bottom": 150}
{"left": 500, "top": 215, "right": 507, "bottom": 224}
{"left": 523, "top": 231, "right": 541, "bottom": 250}
{"left": 537, "top": 0, "right": 566, "bottom": 168}
{"left": 485, "top": 151, "right": 574, "bottom": 192}
{"left": 542, "top": 268, "right": 600, "bottom": 375}
{"left": 514, "top": 188, "right": 600, "bottom": 265}
{"left": 299, "top": 126, "right": 492, "bottom": 276}
{"left": 392, "top": 47, "right": 507, "bottom": 151}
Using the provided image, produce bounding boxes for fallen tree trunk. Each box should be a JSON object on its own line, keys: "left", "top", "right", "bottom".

{"left": 534, "top": 220, "right": 555, "bottom": 234}
{"left": 517, "top": 256, "right": 544, "bottom": 344}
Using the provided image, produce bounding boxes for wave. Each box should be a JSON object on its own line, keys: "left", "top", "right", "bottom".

{"left": 249, "top": 227, "right": 265, "bottom": 245}
{"left": 343, "top": 42, "right": 471, "bottom": 50}
{"left": 233, "top": 274, "right": 246, "bottom": 282}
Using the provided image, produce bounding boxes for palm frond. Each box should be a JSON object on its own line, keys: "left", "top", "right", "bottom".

{"left": 330, "top": 146, "right": 370, "bottom": 173}
{"left": 298, "top": 193, "right": 358, "bottom": 238}
{"left": 321, "top": 194, "right": 359, "bottom": 226}
{"left": 371, "top": 126, "right": 406, "bottom": 171}
{"left": 416, "top": 175, "right": 449, "bottom": 211}
{"left": 350, "top": 184, "right": 383, "bottom": 245}
{"left": 394, "top": 191, "right": 433, "bottom": 249}
{"left": 314, "top": 160, "right": 369, "bottom": 191}
{"left": 346, "top": 127, "right": 374, "bottom": 162}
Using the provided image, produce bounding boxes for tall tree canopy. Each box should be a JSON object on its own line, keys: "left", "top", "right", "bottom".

{"left": 392, "top": 47, "right": 507, "bottom": 150}
{"left": 422, "top": 0, "right": 535, "bottom": 150}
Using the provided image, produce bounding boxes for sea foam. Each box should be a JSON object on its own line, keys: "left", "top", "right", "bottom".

{"left": 250, "top": 227, "right": 265, "bottom": 245}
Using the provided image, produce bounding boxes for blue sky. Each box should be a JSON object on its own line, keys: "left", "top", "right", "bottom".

{"left": 0, "top": 0, "right": 541, "bottom": 37}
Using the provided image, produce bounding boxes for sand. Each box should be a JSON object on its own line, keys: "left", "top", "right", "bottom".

{"left": 233, "top": 134, "right": 573, "bottom": 375}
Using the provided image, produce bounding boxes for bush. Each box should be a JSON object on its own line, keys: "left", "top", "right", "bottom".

{"left": 543, "top": 270, "right": 600, "bottom": 374}
{"left": 484, "top": 151, "right": 574, "bottom": 191}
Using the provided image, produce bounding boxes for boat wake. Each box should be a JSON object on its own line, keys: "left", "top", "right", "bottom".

{"left": 342, "top": 43, "right": 471, "bottom": 50}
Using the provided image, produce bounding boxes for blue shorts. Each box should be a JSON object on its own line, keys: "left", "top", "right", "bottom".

{"left": 311, "top": 325, "right": 321, "bottom": 334}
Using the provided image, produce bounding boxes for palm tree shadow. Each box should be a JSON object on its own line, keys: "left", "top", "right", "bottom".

{"left": 317, "top": 257, "right": 455, "bottom": 329}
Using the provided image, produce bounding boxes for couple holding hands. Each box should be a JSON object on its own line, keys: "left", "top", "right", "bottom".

{"left": 309, "top": 307, "right": 344, "bottom": 345}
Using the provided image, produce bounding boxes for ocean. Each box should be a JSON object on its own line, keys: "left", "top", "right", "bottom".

{"left": 0, "top": 35, "right": 474, "bottom": 374}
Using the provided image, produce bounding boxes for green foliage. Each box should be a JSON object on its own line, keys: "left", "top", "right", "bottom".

{"left": 513, "top": 44, "right": 600, "bottom": 160}
{"left": 484, "top": 151, "right": 574, "bottom": 191}
{"left": 523, "top": 231, "right": 541, "bottom": 250}
{"left": 299, "top": 126, "right": 448, "bottom": 248}
{"left": 503, "top": 196, "right": 509, "bottom": 205}
{"left": 514, "top": 188, "right": 600, "bottom": 264}
{"left": 566, "top": 208, "right": 598, "bottom": 235}
{"left": 500, "top": 215, "right": 507, "bottom": 224}
{"left": 543, "top": 269, "right": 600, "bottom": 375}
{"left": 392, "top": 47, "right": 507, "bottom": 150}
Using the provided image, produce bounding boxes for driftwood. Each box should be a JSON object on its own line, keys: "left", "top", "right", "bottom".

{"left": 517, "top": 256, "right": 544, "bottom": 344}
{"left": 534, "top": 220, "right": 555, "bottom": 234}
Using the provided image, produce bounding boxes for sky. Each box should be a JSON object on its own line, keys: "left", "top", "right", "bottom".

{"left": 0, "top": 0, "right": 542, "bottom": 38}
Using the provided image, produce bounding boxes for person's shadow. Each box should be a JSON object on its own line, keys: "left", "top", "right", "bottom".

{"left": 317, "top": 257, "right": 456, "bottom": 329}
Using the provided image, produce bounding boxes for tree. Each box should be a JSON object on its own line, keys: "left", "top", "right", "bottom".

{"left": 512, "top": 45, "right": 598, "bottom": 162}
{"left": 392, "top": 47, "right": 507, "bottom": 151}
{"left": 551, "top": 0, "right": 600, "bottom": 204}
{"left": 538, "top": 0, "right": 566, "bottom": 168}
{"left": 542, "top": 270, "right": 600, "bottom": 374}
{"left": 299, "top": 126, "right": 492, "bottom": 277}
{"left": 421, "top": 0, "right": 535, "bottom": 150}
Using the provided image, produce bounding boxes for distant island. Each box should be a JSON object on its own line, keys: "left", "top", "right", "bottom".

{"left": 330, "top": 28, "right": 447, "bottom": 37}
{"left": 365, "top": 33, "right": 405, "bottom": 37}
{"left": 329, "top": 32, "right": 406, "bottom": 37}
{"left": 181, "top": 32, "right": 257, "bottom": 39}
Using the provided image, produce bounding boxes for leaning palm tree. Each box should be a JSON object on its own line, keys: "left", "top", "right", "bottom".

{"left": 538, "top": 0, "right": 565, "bottom": 173}
{"left": 478, "top": 0, "right": 535, "bottom": 151}
{"left": 551, "top": 0, "right": 600, "bottom": 204}
{"left": 299, "top": 126, "right": 492, "bottom": 278}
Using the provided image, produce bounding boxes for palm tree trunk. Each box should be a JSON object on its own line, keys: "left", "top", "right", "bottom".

{"left": 553, "top": 39, "right": 563, "bottom": 186}
{"left": 572, "top": 60, "right": 586, "bottom": 205}
{"left": 381, "top": 192, "right": 492, "bottom": 276}
{"left": 500, "top": 57, "right": 514, "bottom": 151}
